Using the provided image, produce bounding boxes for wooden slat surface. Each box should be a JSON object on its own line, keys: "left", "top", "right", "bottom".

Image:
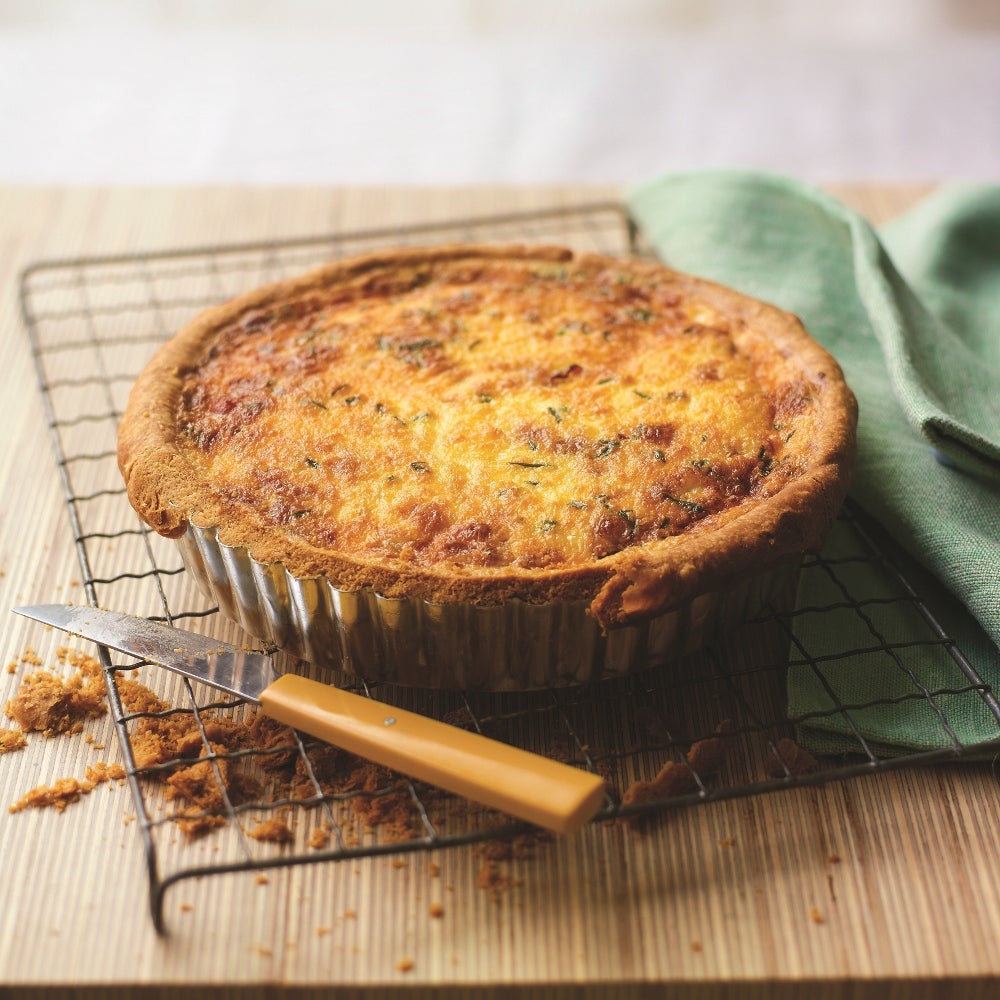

{"left": 2, "top": 183, "right": 998, "bottom": 998}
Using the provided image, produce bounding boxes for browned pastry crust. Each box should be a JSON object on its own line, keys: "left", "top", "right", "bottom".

{"left": 117, "top": 244, "right": 857, "bottom": 630}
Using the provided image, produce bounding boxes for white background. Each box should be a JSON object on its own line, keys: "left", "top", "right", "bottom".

{"left": 1, "top": 0, "right": 999, "bottom": 184}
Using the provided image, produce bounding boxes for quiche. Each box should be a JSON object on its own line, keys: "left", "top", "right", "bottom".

{"left": 117, "top": 244, "right": 857, "bottom": 687}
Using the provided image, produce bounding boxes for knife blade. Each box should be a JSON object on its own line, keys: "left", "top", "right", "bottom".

{"left": 12, "top": 604, "right": 607, "bottom": 834}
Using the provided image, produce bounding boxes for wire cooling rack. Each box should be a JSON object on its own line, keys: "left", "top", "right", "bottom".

{"left": 19, "top": 203, "right": 1000, "bottom": 934}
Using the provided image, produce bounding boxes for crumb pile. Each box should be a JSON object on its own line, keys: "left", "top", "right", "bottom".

{"left": 4, "top": 647, "right": 125, "bottom": 813}
{"left": 9, "top": 760, "right": 127, "bottom": 814}
{"left": 1, "top": 643, "right": 452, "bottom": 842}
{"left": 5, "top": 646, "right": 106, "bottom": 736}
{"left": 124, "top": 688, "right": 425, "bottom": 842}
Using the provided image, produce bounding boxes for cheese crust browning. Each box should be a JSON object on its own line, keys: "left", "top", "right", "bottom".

{"left": 118, "top": 244, "right": 857, "bottom": 628}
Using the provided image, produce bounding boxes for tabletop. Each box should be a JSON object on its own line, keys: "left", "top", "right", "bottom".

{"left": 1, "top": 183, "right": 999, "bottom": 999}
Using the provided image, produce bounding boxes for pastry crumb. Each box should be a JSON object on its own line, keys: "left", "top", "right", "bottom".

{"left": 85, "top": 761, "right": 126, "bottom": 784}
{"left": 620, "top": 720, "right": 734, "bottom": 824}
{"left": 0, "top": 729, "right": 28, "bottom": 754}
{"left": 248, "top": 818, "right": 294, "bottom": 844}
{"left": 174, "top": 813, "right": 227, "bottom": 839}
{"left": 765, "top": 738, "right": 818, "bottom": 778}
{"left": 428, "top": 902, "right": 445, "bottom": 918}
{"left": 10, "top": 776, "right": 95, "bottom": 814}
{"left": 809, "top": 906, "right": 825, "bottom": 925}
{"left": 395, "top": 957, "right": 415, "bottom": 973}
{"left": 477, "top": 829, "right": 549, "bottom": 862}
{"left": 20, "top": 647, "right": 43, "bottom": 667}
{"left": 9, "top": 758, "right": 124, "bottom": 814}
{"left": 4, "top": 651, "right": 105, "bottom": 736}
{"left": 475, "top": 860, "right": 522, "bottom": 900}
{"left": 308, "top": 824, "right": 331, "bottom": 850}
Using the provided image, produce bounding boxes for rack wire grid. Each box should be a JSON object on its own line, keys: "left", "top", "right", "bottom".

{"left": 19, "top": 203, "right": 1000, "bottom": 934}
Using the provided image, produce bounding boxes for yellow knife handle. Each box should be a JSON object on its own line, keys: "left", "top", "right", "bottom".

{"left": 259, "top": 673, "right": 607, "bottom": 835}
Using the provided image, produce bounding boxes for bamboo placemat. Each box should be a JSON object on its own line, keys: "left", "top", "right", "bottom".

{"left": 2, "top": 183, "right": 999, "bottom": 999}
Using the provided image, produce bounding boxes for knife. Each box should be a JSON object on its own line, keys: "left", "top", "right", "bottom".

{"left": 12, "top": 604, "right": 607, "bottom": 834}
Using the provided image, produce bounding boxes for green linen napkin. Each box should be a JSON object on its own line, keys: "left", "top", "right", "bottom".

{"left": 627, "top": 172, "right": 1000, "bottom": 756}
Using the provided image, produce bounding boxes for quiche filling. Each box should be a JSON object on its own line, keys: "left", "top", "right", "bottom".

{"left": 177, "top": 256, "right": 813, "bottom": 573}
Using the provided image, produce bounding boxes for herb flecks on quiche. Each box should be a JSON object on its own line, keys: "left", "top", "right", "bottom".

{"left": 118, "top": 244, "right": 856, "bottom": 629}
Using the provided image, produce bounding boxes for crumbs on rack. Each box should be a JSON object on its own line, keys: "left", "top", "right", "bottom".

{"left": 765, "top": 738, "right": 818, "bottom": 778}
{"left": 618, "top": 719, "right": 735, "bottom": 825}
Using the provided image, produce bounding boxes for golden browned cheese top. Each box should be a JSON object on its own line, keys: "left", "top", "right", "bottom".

{"left": 119, "top": 246, "right": 856, "bottom": 625}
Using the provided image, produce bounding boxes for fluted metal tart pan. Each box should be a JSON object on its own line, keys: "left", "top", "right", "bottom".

{"left": 177, "top": 520, "right": 797, "bottom": 690}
